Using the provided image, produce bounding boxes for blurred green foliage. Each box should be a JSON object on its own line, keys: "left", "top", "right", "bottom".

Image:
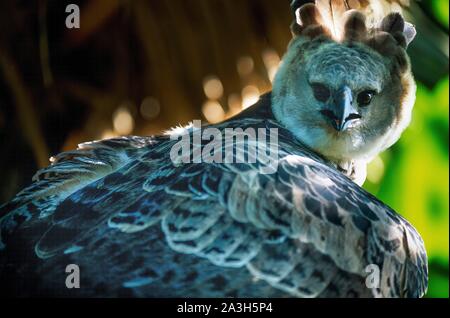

{"left": 364, "top": 0, "right": 449, "bottom": 297}
{"left": 365, "top": 78, "right": 449, "bottom": 298}
{"left": 432, "top": 0, "right": 449, "bottom": 28}
{"left": 364, "top": 11, "right": 449, "bottom": 297}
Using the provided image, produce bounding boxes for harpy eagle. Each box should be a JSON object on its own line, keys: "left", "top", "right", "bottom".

{"left": 0, "top": 0, "right": 427, "bottom": 297}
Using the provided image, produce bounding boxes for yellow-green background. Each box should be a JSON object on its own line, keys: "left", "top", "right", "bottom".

{"left": 364, "top": 0, "right": 449, "bottom": 297}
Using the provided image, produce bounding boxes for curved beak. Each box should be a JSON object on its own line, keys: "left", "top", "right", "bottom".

{"left": 320, "top": 86, "right": 361, "bottom": 132}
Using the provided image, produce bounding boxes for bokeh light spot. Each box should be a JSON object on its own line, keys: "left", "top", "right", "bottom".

{"left": 202, "top": 100, "right": 225, "bottom": 123}
{"left": 237, "top": 56, "right": 254, "bottom": 77}
{"left": 203, "top": 76, "right": 224, "bottom": 100}
{"left": 140, "top": 96, "right": 161, "bottom": 120}
{"left": 113, "top": 106, "right": 134, "bottom": 135}
{"left": 242, "top": 85, "right": 260, "bottom": 109}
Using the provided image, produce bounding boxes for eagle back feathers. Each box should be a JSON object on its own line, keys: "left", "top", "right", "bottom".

{"left": 0, "top": 99, "right": 428, "bottom": 297}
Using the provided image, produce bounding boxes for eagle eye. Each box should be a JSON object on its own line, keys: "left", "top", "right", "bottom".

{"left": 357, "top": 90, "right": 376, "bottom": 107}
{"left": 311, "top": 83, "right": 331, "bottom": 102}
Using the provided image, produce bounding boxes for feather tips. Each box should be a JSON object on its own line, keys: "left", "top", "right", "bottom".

{"left": 291, "top": 0, "right": 416, "bottom": 49}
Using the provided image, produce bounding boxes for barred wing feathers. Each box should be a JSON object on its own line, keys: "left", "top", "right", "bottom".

{"left": 0, "top": 117, "right": 427, "bottom": 297}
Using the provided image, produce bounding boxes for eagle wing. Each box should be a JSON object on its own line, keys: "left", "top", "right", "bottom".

{"left": 0, "top": 118, "right": 427, "bottom": 297}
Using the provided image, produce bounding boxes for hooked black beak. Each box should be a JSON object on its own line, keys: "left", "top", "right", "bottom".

{"left": 320, "top": 86, "right": 361, "bottom": 132}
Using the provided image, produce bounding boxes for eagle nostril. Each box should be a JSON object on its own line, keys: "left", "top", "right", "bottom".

{"left": 345, "top": 113, "right": 362, "bottom": 121}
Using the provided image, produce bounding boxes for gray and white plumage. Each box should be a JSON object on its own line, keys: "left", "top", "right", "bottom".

{"left": 0, "top": 0, "right": 427, "bottom": 297}
{"left": 278, "top": 0, "right": 417, "bottom": 185}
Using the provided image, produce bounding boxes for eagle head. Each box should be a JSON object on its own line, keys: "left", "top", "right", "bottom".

{"left": 272, "top": 2, "right": 417, "bottom": 170}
